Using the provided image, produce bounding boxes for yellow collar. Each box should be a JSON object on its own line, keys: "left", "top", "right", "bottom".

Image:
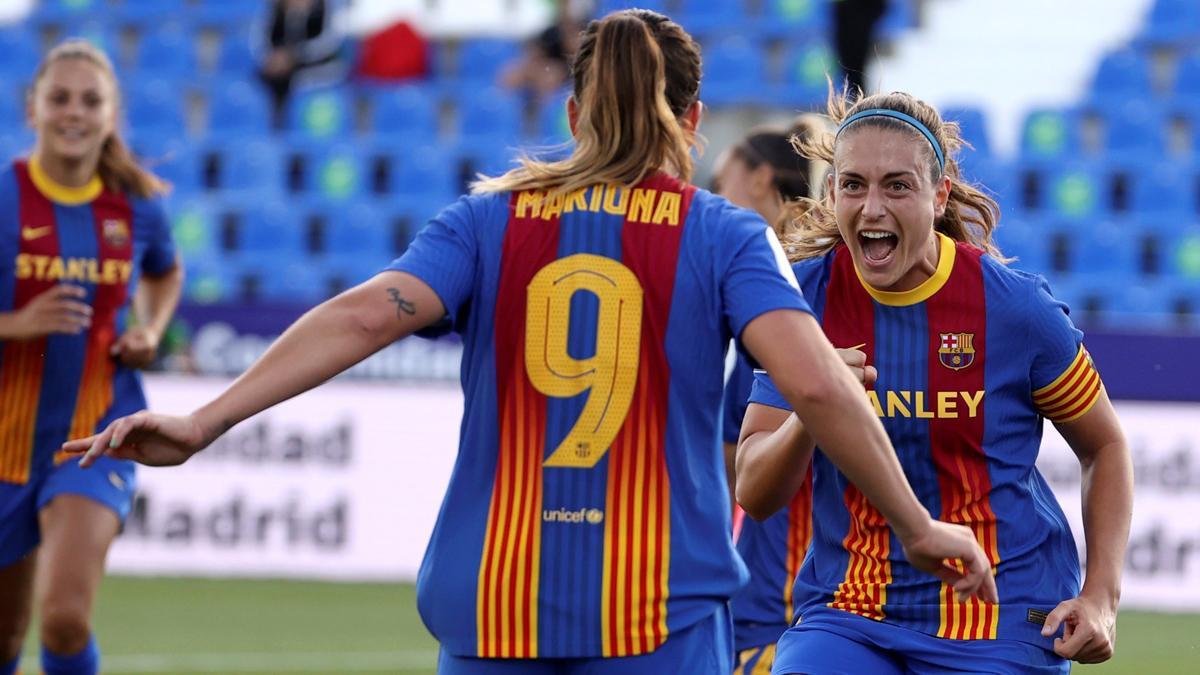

{"left": 28, "top": 157, "right": 103, "bottom": 206}
{"left": 854, "top": 232, "right": 956, "bottom": 306}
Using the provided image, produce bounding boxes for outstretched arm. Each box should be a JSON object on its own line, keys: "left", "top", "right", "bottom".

{"left": 1041, "top": 390, "right": 1132, "bottom": 663}
{"left": 67, "top": 270, "right": 446, "bottom": 465}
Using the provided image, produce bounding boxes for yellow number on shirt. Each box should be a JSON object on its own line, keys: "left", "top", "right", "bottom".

{"left": 525, "top": 254, "right": 643, "bottom": 468}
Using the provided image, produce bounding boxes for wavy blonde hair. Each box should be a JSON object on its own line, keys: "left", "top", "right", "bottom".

{"left": 784, "top": 89, "right": 1002, "bottom": 262}
{"left": 30, "top": 39, "right": 168, "bottom": 198}
{"left": 472, "top": 9, "right": 701, "bottom": 198}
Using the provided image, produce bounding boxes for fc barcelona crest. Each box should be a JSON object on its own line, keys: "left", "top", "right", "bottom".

{"left": 938, "top": 333, "right": 975, "bottom": 371}
{"left": 102, "top": 218, "right": 129, "bottom": 247}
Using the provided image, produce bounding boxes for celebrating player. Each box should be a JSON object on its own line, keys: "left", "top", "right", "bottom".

{"left": 737, "top": 90, "right": 1133, "bottom": 674}
{"left": 0, "top": 41, "right": 183, "bottom": 675}
{"left": 65, "top": 11, "right": 995, "bottom": 674}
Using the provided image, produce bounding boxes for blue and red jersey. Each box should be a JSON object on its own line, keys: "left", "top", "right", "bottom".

{"left": 389, "top": 172, "right": 810, "bottom": 659}
{"left": 751, "top": 233, "right": 1102, "bottom": 651}
{"left": 0, "top": 159, "right": 176, "bottom": 485}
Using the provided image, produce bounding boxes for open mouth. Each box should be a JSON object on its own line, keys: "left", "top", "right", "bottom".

{"left": 859, "top": 230, "right": 898, "bottom": 265}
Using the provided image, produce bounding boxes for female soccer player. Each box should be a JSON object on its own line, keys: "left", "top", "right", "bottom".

{"left": 66, "top": 11, "right": 995, "bottom": 674}
{"left": 0, "top": 41, "right": 182, "bottom": 675}
{"left": 710, "top": 116, "right": 828, "bottom": 675}
{"left": 737, "top": 90, "right": 1133, "bottom": 674}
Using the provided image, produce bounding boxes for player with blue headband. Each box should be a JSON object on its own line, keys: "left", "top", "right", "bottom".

{"left": 736, "top": 90, "right": 1132, "bottom": 674}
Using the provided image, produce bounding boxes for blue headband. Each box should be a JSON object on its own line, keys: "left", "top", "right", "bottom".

{"left": 836, "top": 109, "right": 945, "bottom": 172}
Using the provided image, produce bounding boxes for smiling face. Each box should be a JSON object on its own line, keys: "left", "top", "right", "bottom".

{"left": 27, "top": 57, "right": 117, "bottom": 168}
{"left": 829, "top": 124, "right": 951, "bottom": 292}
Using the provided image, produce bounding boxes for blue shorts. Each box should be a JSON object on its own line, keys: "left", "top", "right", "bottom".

{"left": 0, "top": 456, "right": 136, "bottom": 568}
{"left": 772, "top": 608, "right": 1068, "bottom": 675}
{"left": 439, "top": 605, "right": 733, "bottom": 675}
{"left": 735, "top": 643, "right": 777, "bottom": 675}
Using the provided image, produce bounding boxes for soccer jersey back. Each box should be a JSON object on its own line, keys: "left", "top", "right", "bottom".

{"left": 391, "top": 172, "right": 809, "bottom": 658}
{"left": 0, "top": 160, "right": 176, "bottom": 484}
{"left": 751, "top": 234, "right": 1101, "bottom": 651}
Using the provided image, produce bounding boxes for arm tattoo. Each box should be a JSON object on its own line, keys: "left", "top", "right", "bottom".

{"left": 387, "top": 288, "right": 417, "bottom": 318}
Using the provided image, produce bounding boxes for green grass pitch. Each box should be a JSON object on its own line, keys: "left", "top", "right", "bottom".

{"left": 18, "top": 577, "right": 1200, "bottom": 673}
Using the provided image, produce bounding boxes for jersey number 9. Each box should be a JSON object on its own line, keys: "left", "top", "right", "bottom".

{"left": 525, "top": 254, "right": 643, "bottom": 469}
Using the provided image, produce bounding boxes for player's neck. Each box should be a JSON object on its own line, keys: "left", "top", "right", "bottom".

{"left": 31, "top": 149, "right": 99, "bottom": 189}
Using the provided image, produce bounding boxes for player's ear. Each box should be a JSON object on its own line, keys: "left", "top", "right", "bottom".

{"left": 567, "top": 96, "right": 579, "bottom": 137}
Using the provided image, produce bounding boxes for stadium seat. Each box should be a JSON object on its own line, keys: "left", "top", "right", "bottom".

{"left": 702, "top": 37, "right": 766, "bottom": 106}
{"left": 126, "top": 79, "right": 189, "bottom": 137}
{"left": 535, "top": 87, "right": 573, "bottom": 146}
{"left": 203, "top": 137, "right": 287, "bottom": 196}
{"left": 1165, "top": 227, "right": 1200, "bottom": 280}
{"left": 375, "top": 143, "right": 458, "bottom": 202}
{"left": 942, "top": 106, "right": 991, "bottom": 173}
{"left": 133, "top": 29, "right": 198, "bottom": 79}
{"left": 1137, "top": 0, "right": 1200, "bottom": 47}
{"left": 191, "top": 0, "right": 265, "bottom": 31}
{"left": 1088, "top": 48, "right": 1155, "bottom": 107}
{"left": 757, "top": 0, "right": 830, "bottom": 39}
{"left": 366, "top": 84, "right": 440, "bottom": 141}
{"left": 992, "top": 217, "right": 1051, "bottom": 275}
{"left": 1171, "top": 50, "right": 1200, "bottom": 107}
{"left": 168, "top": 196, "right": 218, "bottom": 258}
{"left": 1097, "top": 101, "right": 1167, "bottom": 162}
{"left": 0, "top": 30, "right": 40, "bottom": 81}
{"left": 285, "top": 88, "right": 355, "bottom": 140}
{"left": 31, "top": 0, "right": 102, "bottom": 24}
{"left": 214, "top": 30, "right": 258, "bottom": 77}
{"left": 291, "top": 142, "right": 369, "bottom": 202}
{"left": 672, "top": 0, "right": 748, "bottom": 38}
{"left": 957, "top": 157, "right": 1018, "bottom": 216}
{"left": 180, "top": 256, "right": 230, "bottom": 304}
{"left": 324, "top": 202, "right": 395, "bottom": 259}
{"left": 1125, "top": 161, "right": 1196, "bottom": 217}
{"left": 450, "top": 39, "right": 520, "bottom": 89}
{"left": 456, "top": 89, "right": 525, "bottom": 144}
{"left": 774, "top": 40, "right": 836, "bottom": 108}
{"left": 1019, "top": 108, "right": 1082, "bottom": 160}
{"left": 1068, "top": 221, "right": 1140, "bottom": 280}
{"left": 206, "top": 79, "right": 273, "bottom": 136}
{"left": 1035, "top": 163, "right": 1111, "bottom": 222}
{"left": 876, "top": 0, "right": 917, "bottom": 41}
{"left": 230, "top": 201, "right": 306, "bottom": 256}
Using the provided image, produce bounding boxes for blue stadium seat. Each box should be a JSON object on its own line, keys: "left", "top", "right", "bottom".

{"left": 1036, "top": 163, "right": 1110, "bottom": 221}
{"left": 133, "top": 29, "right": 198, "bottom": 78}
{"left": 702, "top": 37, "right": 766, "bottom": 106}
{"left": 535, "top": 87, "right": 572, "bottom": 146}
{"left": 377, "top": 144, "right": 458, "bottom": 202}
{"left": 1171, "top": 50, "right": 1200, "bottom": 106}
{"left": 259, "top": 259, "right": 329, "bottom": 303}
{"left": 132, "top": 135, "right": 201, "bottom": 195}
{"left": 1097, "top": 101, "right": 1167, "bottom": 161}
{"left": 180, "top": 256, "right": 230, "bottom": 304}
{"left": 324, "top": 202, "right": 393, "bottom": 258}
{"left": 215, "top": 31, "right": 257, "bottom": 77}
{"left": 55, "top": 23, "right": 121, "bottom": 65}
{"left": 292, "top": 142, "right": 369, "bottom": 201}
{"left": 774, "top": 40, "right": 836, "bottom": 108}
{"left": 0, "top": 30, "right": 40, "bottom": 81}
{"left": 596, "top": 0, "right": 668, "bottom": 17}
{"left": 1019, "top": 108, "right": 1082, "bottom": 160}
{"left": 366, "top": 84, "right": 439, "bottom": 141}
{"left": 232, "top": 201, "right": 305, "bottom": 255}
{"left": 191, "top": 0, "right": 264, "bottom": 31}
{"left": 1138, "top": 0, "right": 1200, "bottom": 47}
{"left": 673, "top": 0, "right": 748, "bottom": 37}
{"left": 285, "top": 88, "right": 355, "bottom": 140}
{"left": 32, "top": 0, "right": 101, "bottom": 24}
{"left": 207, "top": 79, "right": 272, "bottom": 135}
{"left": 451, "top": 39, "right": 520, "bottom": 89}
{"left": 1069, "top": 222, "right": 1140, "bottom": 280}
{"left": 876, "top": 0, "right": 917, "bottom": 41}
{"left": 757, "top": 0, "right": 830, "bottom": 39}
{"left": 1165, "top": 227, "right": 1200, "bottom": 280}
{"left": 993, "top": 217, "right": 1051, "bottom": 275}
{"left": 204, "top": 137, "right": 287, "bottom": 196}
{"left": 957, "top": 157, "right": 1017, "bottom": 216}
{"left": 167, "top": 196, "right": 218, "bottom": 258}
{"left": 457, "top": 89, "right": 524, "bottom": 144}
{"left": 942, "top": 106, "right": 991, "bottom": 158}
{"left": 1126, "top": 162, "right": 1196, "bottom": 217}
{"left": 126, "top": 79, "right": 189, "bottom": 136}
{"left": 1088, "top": 48, "right": 1155, "bottom": 107}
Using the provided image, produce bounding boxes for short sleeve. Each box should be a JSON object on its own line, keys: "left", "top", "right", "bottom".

{"left": 719, "top": 207, "right": 812, "bottom": 338}
{"left": 387, "top": 196, "right": 481, "bottom": 322}
{"left": 748, "top": 369, "right": 791, "bottom": 411}
{"left": 1027, "top": 277, "right": 1103, "bottom": 422}
{"left": 721, "top": 351, "right": 756, "bottom": 443}
{"left": 138, "top": 197, "right": 177, "bottom": 276}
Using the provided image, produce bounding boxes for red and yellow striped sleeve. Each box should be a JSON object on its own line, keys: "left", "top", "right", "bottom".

{"left": 1032, "top": 345, "right": 1103, "bottom": 422}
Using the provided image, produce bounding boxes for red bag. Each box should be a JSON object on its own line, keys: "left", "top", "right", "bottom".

{"left": 356, "top": 20, "right": 429, "bottom": 81}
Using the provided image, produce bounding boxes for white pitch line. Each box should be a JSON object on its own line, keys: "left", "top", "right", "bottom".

{"left": 21, "top": 649, "right": 439, "bottom": 673}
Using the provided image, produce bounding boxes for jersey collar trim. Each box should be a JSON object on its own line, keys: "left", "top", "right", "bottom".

{"left": 28, "top": 156, "right": 103, "bottom": 205}
{"left": 854, "top": 232, "right": 955, "bottom": 306}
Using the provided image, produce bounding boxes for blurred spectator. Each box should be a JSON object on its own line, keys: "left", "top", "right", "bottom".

{"left": 258, "top": 0, "right": 347, "bottom": 128}
{"left": 832, "top": 0, "right": 888, "bottom": 97}
{"left": 500, "top": 0, "right": 593, "bottom": 101}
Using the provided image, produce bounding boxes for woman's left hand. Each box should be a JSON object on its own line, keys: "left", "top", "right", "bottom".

{"left": 1041, "top": 592, "right": 1118, "bottom": 663}
{"left": 110, "top": 326, "right": 161, "bottom": 369}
